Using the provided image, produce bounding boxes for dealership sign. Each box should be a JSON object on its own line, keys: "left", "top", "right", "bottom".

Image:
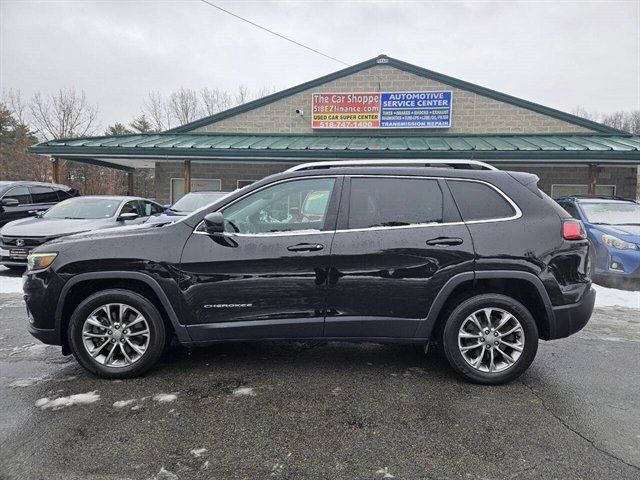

{"left": 311, "top": 91, "right": 452, "bottom": 129}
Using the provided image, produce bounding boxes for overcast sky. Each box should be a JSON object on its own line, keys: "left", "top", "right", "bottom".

{"left": 1, "top": 0, "right": 638, "bottom": 130}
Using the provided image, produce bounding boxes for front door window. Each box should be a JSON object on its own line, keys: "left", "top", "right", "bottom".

{"left": 222, "top": 178, "right": 336, "bottom": 234}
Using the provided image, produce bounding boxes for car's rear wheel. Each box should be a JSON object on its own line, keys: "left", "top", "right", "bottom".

{"left": 442, "top": 294, "right": 538, "bottom": 385}
{"left": 68, "top": 289, "right": 166, "bottom": 378}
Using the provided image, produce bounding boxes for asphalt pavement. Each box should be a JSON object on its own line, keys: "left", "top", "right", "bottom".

{"left": 0, "top": 290, "right": 639, "bottom": 480}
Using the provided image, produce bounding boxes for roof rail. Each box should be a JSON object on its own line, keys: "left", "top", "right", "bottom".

{"left": 286, "top": 159, "right": 499, "bottom": 172}
{"left": 556, "top": 194, "right": 637, "bottom": 202}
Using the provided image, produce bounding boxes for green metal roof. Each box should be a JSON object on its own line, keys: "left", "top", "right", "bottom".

{"left": 167, "top": 55, "right": 626, "bottom": 135}
{"left": 28, "top": 133, "right": 640, "bottom": 171}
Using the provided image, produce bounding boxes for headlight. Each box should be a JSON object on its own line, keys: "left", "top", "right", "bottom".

{"left": 601, "top": 234, "right": 638, "bottom": 250}
{"left": 27, "top": 252, "right": 58, "bottom": 271}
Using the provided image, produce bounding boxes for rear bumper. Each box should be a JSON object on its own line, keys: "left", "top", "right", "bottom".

{"left": 548, "top": 287, "right": 596, "bottom": 339}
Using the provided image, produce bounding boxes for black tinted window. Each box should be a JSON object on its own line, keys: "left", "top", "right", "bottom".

{"left": 56, "top": 189, "right": 73, "bottom": 201}
{"left": 3, "top": 186, "right": 31, "bottom": 205}
{"left": 448, "top": 180, "right": 515, "bottom": 221}
{"left": 560, "top": 203, "right": 580, "bottom": 219}
{"left": 30, "top": 186, "right": 59, "bottom": 203}
{"left": 348, "top": 178, "right": 443, "bottom": 229}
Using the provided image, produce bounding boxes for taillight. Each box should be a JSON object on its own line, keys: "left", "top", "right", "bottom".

{"left": 562, "top": 220, "right": 586, "bottom": 240}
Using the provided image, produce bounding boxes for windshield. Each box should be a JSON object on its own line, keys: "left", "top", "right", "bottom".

{"left": 580, "top": 202, "right": 640, "bottom": 225}
{"left": 43, "top": 198, "right": 120, "bottom": 219}
{"left": 171, "top": 192, "right": 227, "bottom": 212}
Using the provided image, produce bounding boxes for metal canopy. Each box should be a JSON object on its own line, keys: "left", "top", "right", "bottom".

{"left": 28, "top": 133, "right": 640, "bottom": 169}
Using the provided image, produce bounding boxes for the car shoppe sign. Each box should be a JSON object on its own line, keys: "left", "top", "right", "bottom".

{"left": 311, "top": 91, "right": 452, "bottom": 129}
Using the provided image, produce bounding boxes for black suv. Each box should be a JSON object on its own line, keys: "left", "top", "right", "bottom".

{"left": 0, "top": 181, "right": 79, "bottom": 228}
{"left": 23, "top": 161, "right": 595, "bottom": 384}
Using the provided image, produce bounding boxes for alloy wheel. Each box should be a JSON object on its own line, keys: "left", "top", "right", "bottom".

{"left": 457, "top": 307, "right": 525, "bottom": 373}
{"left": 81, "top": 303, "right": 150, "bottom": 367}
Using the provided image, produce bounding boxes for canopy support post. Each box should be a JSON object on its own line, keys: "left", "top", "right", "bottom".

{"left": 51, "top": 157, "right": 60, "bottom": 184}
{"left": 588, "top": 164, "right": 598, "bottom": 195}
{"left": 183, "top": 160, "right": 192, "bottom": 194}
{"left": 127, "top": 171, "right": 134, "bottom": 196}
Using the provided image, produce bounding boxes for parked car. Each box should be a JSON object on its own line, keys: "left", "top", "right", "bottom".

{"left": 0, "top": 181, "right": 79, "bottom": 228}
{"left": 23, "top": 160, "right": 594, "bottom": 384}
{"left": 146, "top": 190, "right": 232, "bottom": 224}
{"left": 556, "top": 195, "right": 640, "bottom": 283}
{"left": 1, "top": 196, "right": 163, "bottom": 269}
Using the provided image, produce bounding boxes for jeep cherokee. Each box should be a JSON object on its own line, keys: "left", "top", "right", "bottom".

{"left": 23, "top": 160, "right": 595, "bottom": 384}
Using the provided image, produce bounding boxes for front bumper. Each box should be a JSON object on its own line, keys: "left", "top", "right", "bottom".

{"left": 27, "top": 323, "right": 59, "bottom": 345}
{"left": 594, "top": 244, "right": 640, "bottom": 279}
{"left": 548, "top": 287, "right": 596, "bottom": 339}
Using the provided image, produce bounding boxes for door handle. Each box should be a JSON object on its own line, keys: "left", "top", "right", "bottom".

{"left": 287, "top": 243, "right": 324, "bottom": 252}
{"left": 426, "top": 237, "right": 463, "bottom": 246}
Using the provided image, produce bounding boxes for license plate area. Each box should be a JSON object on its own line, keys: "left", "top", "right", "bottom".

{"left": 9, "top": 248, "right": 29, "bottom": 259}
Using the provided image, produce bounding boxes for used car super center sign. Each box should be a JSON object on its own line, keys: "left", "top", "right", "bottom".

{"left": 311, "top": 91, "right": 452, "bottom": 129}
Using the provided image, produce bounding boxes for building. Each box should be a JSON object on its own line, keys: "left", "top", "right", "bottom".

{"left": 29, "top": 55, "right": 640, "bottom": 202}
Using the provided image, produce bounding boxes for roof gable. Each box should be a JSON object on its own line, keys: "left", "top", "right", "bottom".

{"left": 168, "top": 55, "right": 624, "bottom": 135}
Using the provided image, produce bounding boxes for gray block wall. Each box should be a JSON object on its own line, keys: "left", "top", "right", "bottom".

{"left": 193, "top": 64, "right": 594, "bottom": 135}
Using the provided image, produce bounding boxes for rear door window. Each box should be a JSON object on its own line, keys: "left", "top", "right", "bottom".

{"left": 142, "top": 200, "right": 163, "bottom": 216}
{"left": 3, "top": 186, "right": 31, "bottom": 205}
{"left": 447, "top": 180, "right": 515, "bottom": 221}
{"left": 30, "top": 185, "right": 59, "bottom": 203}
{"left": 347, "top": 177, "right": 443, "bottom": 229}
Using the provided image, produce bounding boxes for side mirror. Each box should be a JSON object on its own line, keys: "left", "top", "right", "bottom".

{"left": 163, "top": 204, "right": 171, "bottom": 211}
{"left": 1, "top": 198, "right": 19, "bottom": 207}
{"left": 117, "top": 212, "right": 139, "bottom": 222}
{"left": 203, "top": 212, "right": 224, "bottom": 234}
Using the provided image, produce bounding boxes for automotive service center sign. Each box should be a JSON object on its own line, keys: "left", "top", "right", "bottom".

{"left": 311, "top": 91, "right": 452, "bottom": 129}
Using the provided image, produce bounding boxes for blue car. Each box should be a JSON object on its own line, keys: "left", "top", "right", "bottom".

{"left": 556, "top": 196, "right": 640, "bottom": 283}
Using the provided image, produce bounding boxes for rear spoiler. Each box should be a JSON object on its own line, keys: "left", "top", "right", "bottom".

{"left": 507, "top": 171, "right": 542, "bottom": 198}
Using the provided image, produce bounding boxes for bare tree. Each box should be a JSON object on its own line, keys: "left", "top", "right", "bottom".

{"left": 28, "top": 87, "right": 99, "bottom": 140}
{"left": 168, "top": 87, "right": 202, "bottom": 125}
{"left": 254, "top": 85, "right": 277, "bottom": 100}
{"left": 235, "top": 85, "right": 250, "bottom": 105}
{"left": 200, "top": 87, "right": 233, "bottom": 115}
{"left": 142, "top": 91, "right": 173, "bottom": 131}
{"left": 3, "top": 89, "right": 28, "bottom": 125}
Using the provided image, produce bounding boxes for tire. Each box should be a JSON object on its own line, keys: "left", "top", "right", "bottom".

{"left": 442, "top": 294, "right": 538, "bottom": 385}
{"left": 68, "top": 289, "right": 167, "bottom": 379}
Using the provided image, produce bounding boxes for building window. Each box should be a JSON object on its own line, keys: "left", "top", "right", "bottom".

{"left": 170, "top": 178, "right": 221, "bottom": 203}
{"left": 551, "top": 184, "right": 616, "bottom": 198}
{"left": 237, "top": 180, "right": 257, "bottom": 189}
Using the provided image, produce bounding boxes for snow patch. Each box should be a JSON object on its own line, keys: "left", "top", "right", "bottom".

{"left": 232, "top": 387, "right": 256, "bottom": 396}
{"left": 9, "top": 343, "right": 50, "bottom": 357}
{"left": 113, "top": 399, "right": 136, "bottom": 408}
{"left": 593, "top": 284, "right": 640, "bottom": 309}
{"left": 8, "top": 377, "right": 43, "bottom": 388}
{"left": 153, "top": 393, "right": 178, "bottom": 403}
{"left": 0, "top": 268, "right": 23, "bottom": 294}
{"left": 190, "top": 448, "right": 207, "bottom": 457}
{"left": 376, "top": 467, "right": 395, "bottom": 478}
{"left": 152, "top": 467, "right": 178, "bottom": 480}
{"left": 36, "top": 391, "right": 100, "bottom": 410}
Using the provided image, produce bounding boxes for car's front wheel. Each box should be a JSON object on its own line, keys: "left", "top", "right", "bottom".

{"left": 442, "top": 294, "right": 539, "bottom": 385}
{"left": 68, "top": 289, "right": 167, "bottom": 378}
